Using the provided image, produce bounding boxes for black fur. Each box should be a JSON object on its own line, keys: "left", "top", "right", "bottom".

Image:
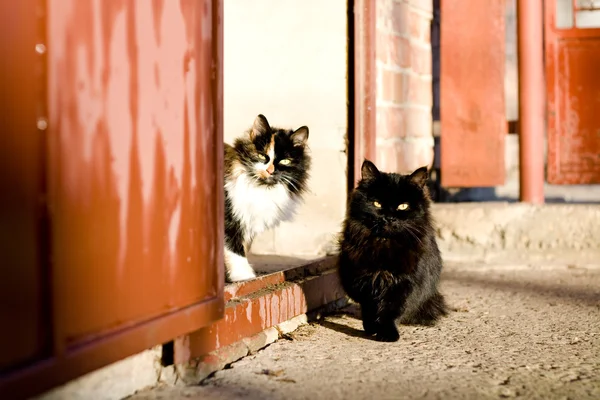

{"left": 271, "top": 130, "right": 311, "bottom": 195}
{"left": 338, "top": 160, "right": 448, "bottom": 342}
{"left": 224, "top": 192, "right": 246, "bottom": 257}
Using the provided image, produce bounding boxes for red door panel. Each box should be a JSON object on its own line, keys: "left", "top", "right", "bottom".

{"left": 440, "top": 0, "right": 506, "bottom": 187}
{"left": 546, "top": 1, "right": 600, "bottom": 184}
{"left": 0, "top": 0, "right": 51, "bottom": 373}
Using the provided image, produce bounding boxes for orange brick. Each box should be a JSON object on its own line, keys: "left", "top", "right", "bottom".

{"left": 377, "top": 106, "right": 406, "bottom": 139}
{"left": 410, "top": 44, "right": 432, "bottom": 75}
{"left": 407, "top": 74, "right": 432, "bottom": 106}
{"left": 409, "top": 9, "right": 431, "bottom": 43}
{"left": 380, "top": 69, "right": 408, "bottom": 104}
{"left": 391, "top": 1, "right": 409, "bottom": 35}
{"left": 405, "top": 106, "right": 432, "bottom": 137}
{"left": 377, "top": 31, "right": 410, "bottom": 68}
{"left": 408, "top": 0, "right": 434, "bottom": 13}
{"left": 376, "top": 139, "right": 434, "bottom": 174}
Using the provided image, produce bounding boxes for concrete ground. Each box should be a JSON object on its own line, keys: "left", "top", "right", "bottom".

{"left": 128, "top": 257, "right": 600, "bottom": 400}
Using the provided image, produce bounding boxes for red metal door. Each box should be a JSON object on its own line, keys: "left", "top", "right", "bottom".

{"left": 0, "top": 0, "right": 51, "bottom": 377}
{"left": 0, "top": 1, "right": 224, "bottom": 398}
{"left": 546, "top": 0, "right": 600, "bottom": 184}
{"left": 440, "top": 0, "right": 506, "bottom": 187}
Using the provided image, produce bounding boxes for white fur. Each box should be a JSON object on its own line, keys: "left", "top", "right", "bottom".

{"left": 224, "top": 154, "right": 301, "bottom": 282}
{"left": 225, "top": 173, "right": 300, "bottom": 243}
{"left": 224, "top": 246, "right": 256, "bottom": 282}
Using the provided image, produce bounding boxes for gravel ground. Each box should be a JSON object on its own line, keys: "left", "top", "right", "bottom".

{"left": 128, "top": 260, "right": 600, "bottom": 400}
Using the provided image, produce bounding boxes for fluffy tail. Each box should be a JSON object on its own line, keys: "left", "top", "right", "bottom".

{"left": 400, "top": 291, "right": 448, "bottom": 326}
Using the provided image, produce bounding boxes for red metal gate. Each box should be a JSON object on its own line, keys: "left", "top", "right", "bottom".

{"left": 440, "top": 0, "right": 506, "bottom": 187}
{"left": 545, "top": 0, "right": 600, "bottom": 184}
{"left": 0, "top": 1, "right": 224, "bottom": 398}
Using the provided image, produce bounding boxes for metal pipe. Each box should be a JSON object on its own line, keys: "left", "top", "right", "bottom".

{"left": 517, "top": 0, "right": 545, "bottom": 203}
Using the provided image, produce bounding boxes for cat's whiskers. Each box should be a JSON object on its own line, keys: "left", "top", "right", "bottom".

{"left": 249, "top": 174, "right": 263, "bottom": 185}
{"left": 279, "top": 175, "right": 300, "bottom": 192}
{"left": 403, "top": 224, "right": 424, "bottom": 246}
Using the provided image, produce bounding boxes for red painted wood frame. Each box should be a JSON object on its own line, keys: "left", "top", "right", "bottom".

{"left": 545, "top": 0, "right": 600, "bottom": 184}
{"left": 349, "top": 0, "right": 377, "bottom": 189}
{"left": 0, "top": 1, "right": 224, "bottom": 399}
{"left": 440, "top": 0, "right": 506, "bottom": 187}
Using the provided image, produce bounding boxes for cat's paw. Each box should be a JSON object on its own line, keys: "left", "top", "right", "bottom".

{"left": 362, "top": 319, "right": 380, "bottom": 335}
{"left": 227, "top": 264, "right": 256, "bottom": 282}
{"left": 375, "top": 330, "right": 400, "bottom": 342}
{"left": 225, "top": 253, "right": 257, "bottom": 282}
{"left": 374, "top": 324, "right": 400, "bottom": 342}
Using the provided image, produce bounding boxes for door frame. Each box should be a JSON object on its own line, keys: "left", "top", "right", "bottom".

{"left": 348, "top": 0, "right": 377, "bottom": 191}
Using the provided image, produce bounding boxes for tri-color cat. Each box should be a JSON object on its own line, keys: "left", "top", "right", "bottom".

{"left": 223, "top": 114, "right": 311, "bottom": 282}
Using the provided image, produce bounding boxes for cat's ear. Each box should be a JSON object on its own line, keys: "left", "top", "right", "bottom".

{"left": 290, "top": 126, "right": 309, "bottom": 147}
{"left": 409, "top": 166, "right": 429, "bottom": 187}
{"left": 250, "top": 114, "right": 270, "bottom": 141}
{"left": 361, "top": 159, "right": 380, "bottom": 180}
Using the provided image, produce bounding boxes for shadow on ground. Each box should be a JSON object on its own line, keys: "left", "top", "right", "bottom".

{"left": 317, "top": 304, "right": 370, "bottom": 340}
{"left": 442, "top": 268, "right": 600, "bottom": 308}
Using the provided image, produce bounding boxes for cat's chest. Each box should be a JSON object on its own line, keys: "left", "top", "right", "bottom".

{"left": 347, "top": 236, "right": 419, "bottom": 270}
{"left": 226, "top": 174, "right": 298, "bottom": 236}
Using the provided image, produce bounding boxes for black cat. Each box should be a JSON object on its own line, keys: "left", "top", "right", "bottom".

{"left": 338, "top": 160, "right": 448, "bottom": 342}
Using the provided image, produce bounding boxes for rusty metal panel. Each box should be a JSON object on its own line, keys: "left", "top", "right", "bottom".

{"left": 0, "top": 0, "right": 224, "bottom": 398}
{"left": 47, "top": 0, "right": 223, "bottom": 342}
{"left": 546, "top": 1, "right": 600, "bottom": 184}
{"left": 440, "top": 0, "right": 506, "bottom": 187}
{"left": 0, "top": 0, "right": 51, "bottom": 373}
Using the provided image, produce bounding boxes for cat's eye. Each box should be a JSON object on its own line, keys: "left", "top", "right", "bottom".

{"left": 279, "top": 159, "right": 291, "bottom": 166}
{"left": 257, "top": 154, "right": 267, "bottom": 162}
{"left": 373, "top": 201, "right": 382, "bottom": 208}
{"left": 397, "top": 203, "right": 409, "bottom": 211}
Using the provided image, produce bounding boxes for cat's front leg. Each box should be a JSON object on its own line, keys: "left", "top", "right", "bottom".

{"left": 372, "top": 308, "right": 400, "bottom": 342}
{"left": 360, "top": 302, "right": 381, "bottom": 335}
{"left": 361, "top": 301, "right": 400, "bottom": 341}
{"left": 372, "top": 282, "right": 412, "bottom": 342}
{"left": 224, "top": 246, "right": 256, "bottom": 282}
{"left": 374, "top": 318, "right": 400, "bottom": 342}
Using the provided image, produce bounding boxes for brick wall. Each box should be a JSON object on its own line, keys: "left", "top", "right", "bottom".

{"left": 376, "top": 0, "right": 433, "bottom": 174}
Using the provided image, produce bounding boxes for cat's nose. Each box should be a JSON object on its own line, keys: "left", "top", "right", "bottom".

{"left": 266, "top": 163, "right": 275, "bottom": 175}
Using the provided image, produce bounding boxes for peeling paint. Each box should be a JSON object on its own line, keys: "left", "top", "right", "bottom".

{"left": 39, "top": 0, "right": 223, "bottom": 386}
{"left": 175, "top": 259, "right": 341, "bottom": 362}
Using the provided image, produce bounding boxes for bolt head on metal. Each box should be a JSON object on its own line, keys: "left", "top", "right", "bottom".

{"left": 35, "top": 44, "right": 46, "bottom": 54}
{"left": 37, "top": 118, "right": 48, "bottom": 130}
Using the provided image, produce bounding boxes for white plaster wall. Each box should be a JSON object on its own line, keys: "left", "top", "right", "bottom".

{"left": 224, "top": 0, "right": 348, "bottom": 256}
